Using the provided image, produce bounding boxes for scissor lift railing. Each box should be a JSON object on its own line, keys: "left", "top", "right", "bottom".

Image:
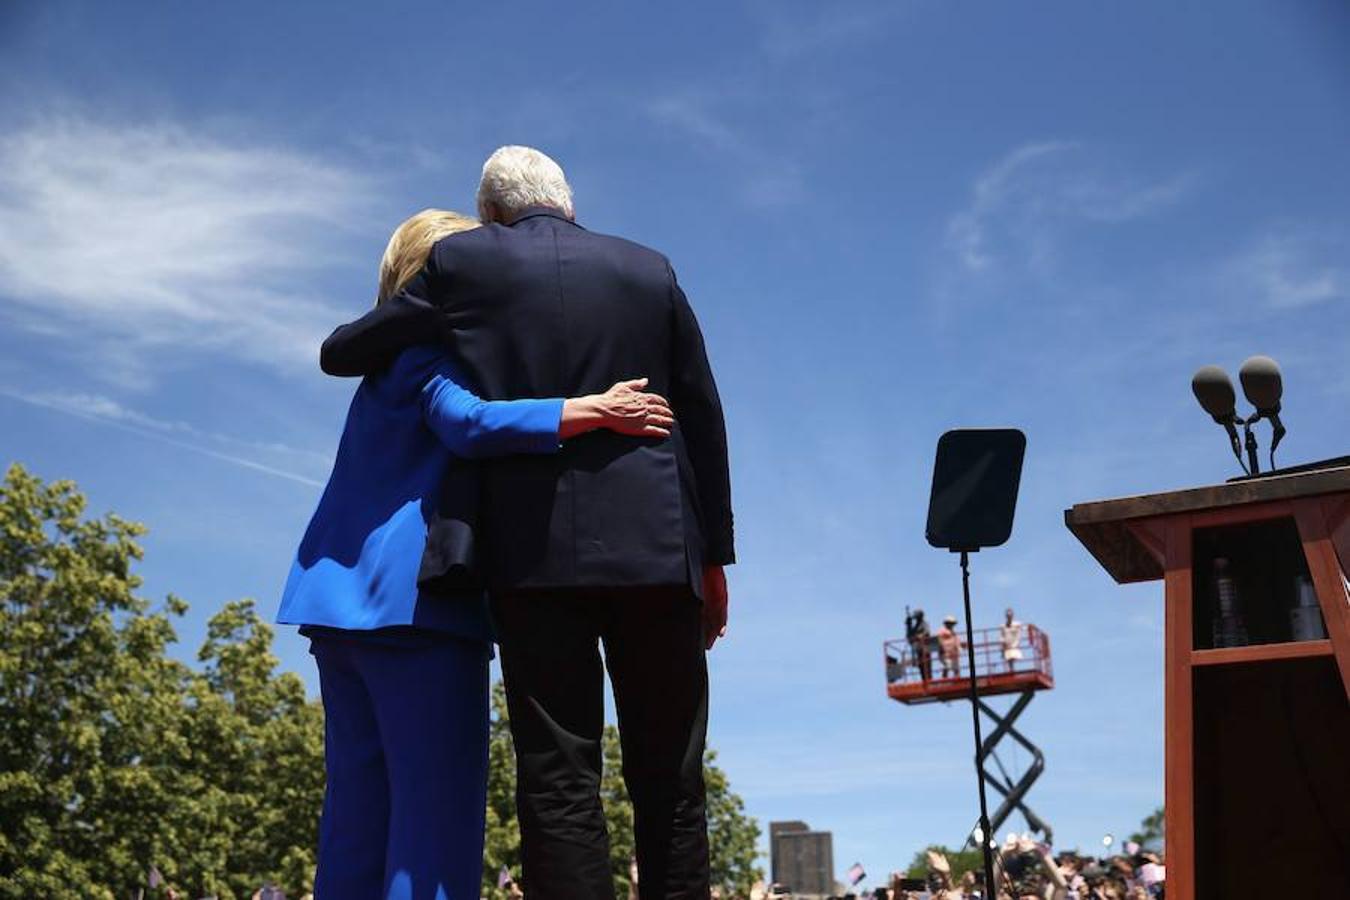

{"left": 884, "top": 625, "right": 1053, "bottom": 704}
{"left": 884, "top": 624, "right": 1055, "bottom": 844}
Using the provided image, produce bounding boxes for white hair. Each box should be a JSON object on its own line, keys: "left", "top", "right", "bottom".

{"left": 476, "top": 145, "right": 574, "bottom": 222}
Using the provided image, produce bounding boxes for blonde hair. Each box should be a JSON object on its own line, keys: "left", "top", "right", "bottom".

{"left": 377, "top": 208, "right": 480, "bottom": 305}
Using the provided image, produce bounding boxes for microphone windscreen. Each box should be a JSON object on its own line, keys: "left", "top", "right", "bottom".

{"left": 1192, "top": 365, "right": 1236, "bottom": 421}
{"left": 1239, "top": 355, "right": 1283, "bottom": 411}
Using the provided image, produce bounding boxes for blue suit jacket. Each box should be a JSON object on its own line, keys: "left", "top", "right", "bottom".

{"left": 277, "top": 346, "right": 562, "bottom": 641}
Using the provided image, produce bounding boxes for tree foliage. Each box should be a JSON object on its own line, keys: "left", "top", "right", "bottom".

{"left": 1128, "top": 806, "right": 1164, "bottom": 851}
{"left": 481, "top": 682, "right": 763, "bottom": 899}
{"left": 704, "top": 749, "right": 762, "bottom": 898}
{"left": 905, "top": 844, "right": 987, "bottom": 881}
{"left": 0, "top": 464, "right": 324, "bottom": 898}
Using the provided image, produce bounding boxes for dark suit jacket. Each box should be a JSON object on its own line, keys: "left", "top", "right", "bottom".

{"left": 321, "top": 207, "right": 734, "bottom": 594}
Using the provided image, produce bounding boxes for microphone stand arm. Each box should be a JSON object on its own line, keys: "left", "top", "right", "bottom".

{"left": 1241, "top": 416, "right": 1261, "bottom": 476}
{"left": 1264, "top": 411, "right": 1285, "bottom": 471}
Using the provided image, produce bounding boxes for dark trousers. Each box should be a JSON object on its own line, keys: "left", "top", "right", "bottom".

{"left": 492, "top": 587, "right": 710, "bottom": 900}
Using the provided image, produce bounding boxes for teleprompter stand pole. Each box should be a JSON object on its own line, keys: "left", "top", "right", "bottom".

{"left": 960, "top": 549, "right": 998, "bottom": 897}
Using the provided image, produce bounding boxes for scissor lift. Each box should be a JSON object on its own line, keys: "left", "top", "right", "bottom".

{"left": 883, "top": 624, "right": 1055, "bottom": 844}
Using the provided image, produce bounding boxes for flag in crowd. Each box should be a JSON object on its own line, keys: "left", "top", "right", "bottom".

{"left": 847, "top": 862, "right": 866, "bottom": 885}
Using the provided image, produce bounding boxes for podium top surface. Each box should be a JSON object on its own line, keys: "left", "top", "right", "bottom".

{"left": 1065, "top": 463, "right": 1350, "bottom": 584}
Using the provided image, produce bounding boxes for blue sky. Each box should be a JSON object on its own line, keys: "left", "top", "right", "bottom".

{"left": 3, "top": 0, "right": 1349, "bottom": 886}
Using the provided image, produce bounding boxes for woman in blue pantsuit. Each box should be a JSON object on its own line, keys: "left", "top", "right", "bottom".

{"left": 277, "top": 210, "right": 674, "bottom": 899}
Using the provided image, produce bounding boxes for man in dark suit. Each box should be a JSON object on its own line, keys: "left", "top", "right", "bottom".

{"left": 320, "top": 146, "right": 734, "bottom": 899}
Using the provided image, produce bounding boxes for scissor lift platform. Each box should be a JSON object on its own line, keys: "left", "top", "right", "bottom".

{"left": 884, "top": 623, "right": 1056, "bottom": 843}
{"left": 883, "top": 625, "right": 1054, "bottom": 705}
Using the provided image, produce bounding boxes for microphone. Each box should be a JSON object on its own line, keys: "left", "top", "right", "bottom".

{"left": 1192, "top": 365, "right": 1238, "bottom": 421}
{"left": 1239, "top": 355, "right": 1286, "bottom": 458}
{"left": 1192, "top": 365, "right": 1243, "bottom": 462}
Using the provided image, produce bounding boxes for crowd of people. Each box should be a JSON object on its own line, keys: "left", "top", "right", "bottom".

{"left": 739, "top": 841, "right": 1164, "bottom": 900}
{"left": 890, "top": 841, "right": 1166, "bottom": 900}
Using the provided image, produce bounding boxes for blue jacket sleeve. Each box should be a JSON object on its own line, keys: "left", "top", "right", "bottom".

{"left": 420, "top": 371, "right": 563, "bottom": 459}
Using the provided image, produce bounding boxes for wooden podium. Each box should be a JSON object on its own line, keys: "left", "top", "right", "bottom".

{"left": 1066, "top": 464, "right": 1350, "bottom": 899}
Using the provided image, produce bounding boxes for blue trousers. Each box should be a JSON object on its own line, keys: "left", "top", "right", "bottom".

{"left": 311, "top": 635, "right": 490, "bottom": 900}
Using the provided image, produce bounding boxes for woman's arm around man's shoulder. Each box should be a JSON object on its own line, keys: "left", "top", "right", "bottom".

{"left": 321, "top": 289, "right": 446, "bottom": 377}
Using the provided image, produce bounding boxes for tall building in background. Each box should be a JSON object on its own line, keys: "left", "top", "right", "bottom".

{"left": 770, "top": 820, "right": 835, "bottom": 896}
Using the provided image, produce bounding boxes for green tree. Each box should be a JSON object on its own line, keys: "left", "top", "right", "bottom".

{"left": 704, "top": 750, "right": 761, "bottom": 898}
{"left": 905, "top": 844, "right": 987, "bottom": 881}
{"left": 0, "top": 464, "right": 324, "bottom": 898}
{"left": 1128, "top": 806, "right": 1164, "bottom": 851}
{"left": 176, "top": 599, "right": 325, "bottom": 898}
{"left": 482, "top": 682, "right": 522, "bottom": 895}
{"left": 482, "top": 683, "right": 762, "bottom": 899}
{"left": 0, "top": 463, "right": 187, "bottom": 897}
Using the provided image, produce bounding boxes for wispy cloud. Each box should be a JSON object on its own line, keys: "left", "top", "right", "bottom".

{"left": 0, "top": 116, "right": 374, "bottom": 378}
{"left": 646, "top": 93, "right": 807, "bottom": 210}
{"left": 946, "top": 141, "right": 1194, "bottom": 273}
{"left": 753, "top": 1, "right": 910, "bottom": 59}
{"left": 0, "top": 386, "right": 328, "bottom": 487}
{"left": 1227, "top": 228, "right": 1349, "bottom": 309}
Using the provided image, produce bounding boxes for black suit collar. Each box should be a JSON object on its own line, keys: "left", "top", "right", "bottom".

{"left": 507, "top": 205, "right": 580, "bottom": 227}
